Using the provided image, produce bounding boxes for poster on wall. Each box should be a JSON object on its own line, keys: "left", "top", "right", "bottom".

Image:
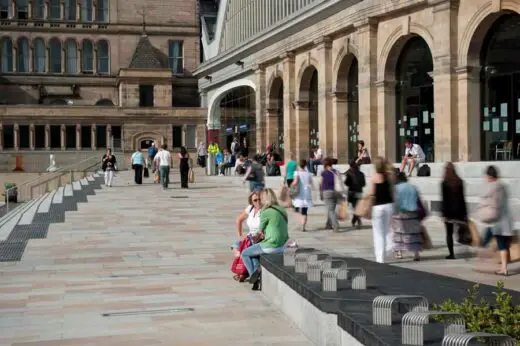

{"left": 410, "top": 118, "right": 418, "bottom": 127}
{"left": 431, "top": 113, "right": 435, "bottom": 119}
{"left": 403, "top": 116, "right": 407, "bottom": 122}
{"left": 492, "top": 118, "right": 500, "bottom": 132}
{"left": 484, "top": 107, "right": 489, "bottom": 117}
{"left": 503, "top": 122, "right": 508, "bottom": 132}
{"left": 413, "top": 131, "right": 418, "bottom": 137}
{"left": 516, "top": 119, "right": 520, "bottom": 134}
{"left": 400, "top": 128, "right": 405, "bottom": 137}
{"left": 407, "top": 130, "right": 411, "bottom": 136}
{"left": 425, "top": 128, "right": 431, "bottom": 135}
{"left": 483, "top": 121, "right": 490, "bottom": 131}
{"left": 501, "top": 103, "right": 508, "bottom": 117}
{"left": 423, "top": 111, "right": 429, "bottom": 124}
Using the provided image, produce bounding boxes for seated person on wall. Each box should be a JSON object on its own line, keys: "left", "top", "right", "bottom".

{"left": 235, "top": 154, "right": 251, "bottom": 176}
{"left": 266, "top": 154, "right": 281, "bottom": 176}
{"left": 266, "top": 145, "right": 283, "bottom": 163}
{"left": 400, "top": 138, "right": 426, "bottom": 177}
{"left": 219, "top": 149, "right": 235, "bottom": 176}
{"left": 355, "top": 140, "right": 371, "bottom": 166}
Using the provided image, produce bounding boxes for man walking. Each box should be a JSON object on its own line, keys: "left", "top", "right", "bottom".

{"left": 148, "top": 142, "right": 158, "bottom": 171}
{"left": 154, "top": 144, "right": 172, "bottom": 190}
{"left": 131, "top": 148, "right": 145, "bottom": 184}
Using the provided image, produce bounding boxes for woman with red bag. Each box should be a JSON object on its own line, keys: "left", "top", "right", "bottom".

{"left": 231, "top": 191, "right": 262, "bottom": 282}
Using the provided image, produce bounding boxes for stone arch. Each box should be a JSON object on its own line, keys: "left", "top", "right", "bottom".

{"left": 459, "top": 2, "right": 520, "bottom": 67}
{"left": 266, "top": 68, "right": 283, "bottom": 99}
{"left": 207, "top": 78, "right": 256, "bottom": 127}
{"left": 131, "top": 131, "right": 166, "bottom": 151}
{"left": 378, "top": 23, "right": 435, "bottom": 81}
{"left": 332, "top": 43, "right": 359, "bottom": 91}
{"left": 296, "top": 58, "right": 319, "bottom": 95}
{"left": 95, "top": 98, "right": 115, "bottom": 106}
{"left": 298, "top": 64, "right": 318, "bottom": 101}
{"left": 268, "top": 76, "right": 283, "bottom": 107}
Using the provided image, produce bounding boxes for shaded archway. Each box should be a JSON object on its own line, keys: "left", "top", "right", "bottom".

{"left": 335, "top": 53, "right": 359, "bottom": 161}
{"left": 267, "top": 76, "right": 284, "bottom": 158}
{"left": 95, "top": 98, "right": 115, "bottom": 106}
{"left": 394, "top": 36, "right": 434, "bottom": 161}
{"left": 297, "top": 65, "right": 318, "bottom": 159}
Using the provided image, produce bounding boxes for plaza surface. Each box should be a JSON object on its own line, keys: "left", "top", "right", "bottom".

{"left": 0, "top": 169, "right": 518, "bottom": 346}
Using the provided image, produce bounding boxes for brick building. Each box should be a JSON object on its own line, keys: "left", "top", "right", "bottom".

{"left": 196, "top": 0, "right": 520, "bottom": 163}
{"left": 0, "top": 0, "right": 206, "bottom": 159}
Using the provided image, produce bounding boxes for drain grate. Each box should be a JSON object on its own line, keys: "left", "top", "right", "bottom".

{"left": 102, "top": 307, "right": 194, "bottom": 317}
{"left": 0, "top": 241, "right": 27, "bottom": 262}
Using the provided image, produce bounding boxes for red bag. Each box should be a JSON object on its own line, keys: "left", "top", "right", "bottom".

{"left": 231, "top": 237, "right": 252, "bottom": 275}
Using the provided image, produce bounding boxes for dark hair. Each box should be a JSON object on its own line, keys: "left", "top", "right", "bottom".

{"left": 443, "top": 162, "right": 462, "bottom": 187}
{"left": 404, "top": 138, "right": 412, "bottom": 144}
{"left": 299, "top": 159, "right": 307, "bottom": 169}
{"left": 180, "top": 146, "right": 187, "bottom": 155}
{"left": 357, "top": 140, "right": 365, "bottom": 147}
{"left": 107, "top": 148, "right": 112, "bottom": 153}
{"left": 161, "top": 144, "right": 167, "bottom": 150}
{"left": 253, "top": 154, "right": 262, "bottom": 162}
{"left": 349, "top": 160, "right": 358, "bottom": 170}
{"left": 396, "top": 172, "right": 408, "bottom": 183}
{"left": 322, "top": 157, "right": 333, "bottom": 169}
{"left": 486, "top": 165, "right": 499, "bottom": 179}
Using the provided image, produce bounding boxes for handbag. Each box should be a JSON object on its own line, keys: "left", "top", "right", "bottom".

{"left": 289, "top": 183, "right": 299, "bottom": 198}
{"left": 456, "top": 223, "right": 473, "bottom": 245}
{"left": 420, "top": 225, "right": 433, "bottom": 250}
{"left": 188, "top": 168, "right": 195, "bottom": 184}
{"left": 143, "top": 167, "right": 149, "bottom": 178}
{"left": 417, "top": 198, "right": 427, "bottom": 221}
{"left": 231, "top": 237, "right": 252, "bottom": 276}
{"left": 333, "top": 170, "right": 345, "bottom": 197}
{"left": 354, "top": 195, "right": 374, "bottom": 219}
{"left": 337, "top": 200, "right": 349, "bottom": 221}
{"left": 279, "top": 186, "right": 289, "bottom": 203}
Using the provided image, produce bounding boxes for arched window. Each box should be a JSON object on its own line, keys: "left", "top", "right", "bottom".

{"left": 64, "top": 0, "right": 76, "bottom": 20}
{"left": 32, "top": 0, "right": 44, "bottom": 19}
{"left": 0, "top": 38, "right": 13, "bottom": 73}
{"left": 17, "top": 38, "right": 29, "bottom": 72}
{"left": 81, "top": 40, "right": 93, "bottom": 73}
{"left": 81, "top": 0, "right": 92, "bottom": 22}
{"left": 95, "top": 98, "right": 114, "bottom": 106}
{"left": 96, "top": 0, "right": 108, "bottom": 22}
{"left": 65, "top": 39, "right": 77, "bottom": 73}
{"left": 33, "top": 38, "right": 45, "bottom": 72}
{"left": 96, "top": 40, "right": 109, "bottom": 74}
{"left": 49, "top": 38, "right": 62, "bottom": 73}
{"left": 49, "top": 0, "right": 60, "bottom": 19}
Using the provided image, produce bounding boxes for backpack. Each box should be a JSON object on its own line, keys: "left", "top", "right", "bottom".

{"left": 231, "top": 236, "right": 252, "bottom": 275}
{"left": 417, "top": 164, "right": 431, "bottom": 177}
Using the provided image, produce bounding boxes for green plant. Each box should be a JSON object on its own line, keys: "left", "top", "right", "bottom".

{"left": 433, "top": 281, "right": 520, "bottom": 345}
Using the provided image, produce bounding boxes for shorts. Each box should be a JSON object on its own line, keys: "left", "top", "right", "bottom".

{"left": 293, "top": 207, "right": 308, "bottom": 216}
{"left": 286, "top": 179, "right": 294, "bottom": 187}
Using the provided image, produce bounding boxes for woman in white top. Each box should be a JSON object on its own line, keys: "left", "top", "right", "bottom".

{"left": 291, "top": 159, "right": 313, "bottom": 232}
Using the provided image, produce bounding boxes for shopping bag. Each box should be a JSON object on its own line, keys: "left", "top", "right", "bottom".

{"left": 492, "top": 236, "right": 520, "bottom": 263}
{"left": 154, "top": 172, "right": 160, "bottom": 184}
{"left": 456, "top": 223, "right": 473, "bottom": 245}
{"left": 337, "top": 200, "right": 349, "bottom": 221}
{"left": 420, "top": 225, "right": 433, "bottom": 250}
{"left": 279, "top": 186, "right": 289, "bottom": 203}
{"left": 143, "top": 167, "right": 149, "bottom": 178}
{"left": 188, "top": 169, "right": 195, "bottom": 184}
{"left": 354, "top": 195, "right": 374, "bottom": 219}
{"left": 467, "top": 219, "right": 480, "bottom": 247}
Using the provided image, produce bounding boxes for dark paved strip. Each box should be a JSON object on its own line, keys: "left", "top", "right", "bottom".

{"left": 262, "top": 252, "right": 520, "bottom": 346}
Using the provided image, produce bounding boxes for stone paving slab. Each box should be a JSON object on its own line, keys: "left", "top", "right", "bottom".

{"left": 0, "top": 169, "right": 518, "bottom": 345}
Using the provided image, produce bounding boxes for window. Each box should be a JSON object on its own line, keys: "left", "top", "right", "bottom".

{"left": 186, "top": 125, "right": 196, "bottom": 148}
{"left": 96, "top": 40, "right": 109, "bottom": 74}
{"left": 81, "top": 125, "right": 91, "bottom": 149}
{"left": 49, "top": 38, "right": 61, "bottom": 73}
{"left": 65, "top": 40, "right": 77, "bottom": 73}
{"left": 64, "top": 0, "right": 76, "bottom": 21}
{"left": 168, "top": 40, "right": 183, "bottom": 74}
{"left": 172, "top": 126, "right": 182, "bottom": 148}
{"left": 3, "top": 125, "right": 14, "bottom": 149}
{"left": 49, "top": 0, "right": 60, "bottom": 19}
{"left": 139, "top": 85, "right": 154, "bottom": 107}
{"left": 16, "top": 0, "right": 28, "bottom": 19}
{"left": 32, "top": 0, "right": 44, "bottom": 19}
{"left": 33, "top": 38, "right": 45, "bottom": 72}
{"left": 65, "top": 125, "right": 75, "bottom": 149}
{"left": 81, "top": 40, "right": 93, "bottom": 73}
{"left": 50, "top": 125, "right": 61, "bottom": 148}
{"left": 81, "top": 0, "right": 92, "bottom": 22}
{"left": 19, "top": 125, "right": 30, "bottom": 149}
{"left": 0, "top": 0, "right": 9, "bottom": 19}
{"left": 1, "top": 38, "right": 13, "bottom": 73}
{"left": 34, "top": 125, "right": 45, "bottom": 149}
{"left": 96, "top": 125, "right": 107, "bottom": 148}
{"left": 17, "top": 38, "right": 29, "bottom": 72}
{"left": 111, "top": 125, "right": 121, "bottom": 149}
{"left": 96, "top": 0, "right": 108, "bottom": 22}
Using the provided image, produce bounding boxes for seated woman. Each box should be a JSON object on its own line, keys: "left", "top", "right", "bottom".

{"left": 232, "top": 191, "right": 262, "bottom": 282}
{"left": 392, "top": 172, "right": 422, "bottom": 261}
{"left": 241, "top": 188, "right": 289, "bottom": 290}
{"left": 355, "top": 140, "right": 371, "bottom": 166}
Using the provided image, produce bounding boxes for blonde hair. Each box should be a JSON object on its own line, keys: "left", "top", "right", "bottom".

{"left": 247, "top": 191, "right": 261, "bottom": 205}
{"left": 260, "top": 188, "right": 279, "bottom": 210}
{"left": 373, "top": 156, "right": 388, "bottom": 174}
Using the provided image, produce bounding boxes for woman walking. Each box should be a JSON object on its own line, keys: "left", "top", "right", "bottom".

{"left": 370, "top": 157, "right": 394, "bottom": 263}
{"left": 291, "top": 159, "right": 313, "bottom": 232}
{"left": 178, "top": 146, "right": 190, "bottom": 189}
{"left": 101, "top": 148, "right": 116, "bottom": 187}
{"left": 392, "top": 172, "right": 422, "bottom": 261}
{"left": 441, "top": 162, "right": 468, "bottom": 259}
{"left": 345, "top": 160, "right": 366, "bottom": 228}
{"left": 320, "top": 157, "right": 341, "bottom": 232}
{"left": 284, "top": 153, "right": 298, "bottom": 187}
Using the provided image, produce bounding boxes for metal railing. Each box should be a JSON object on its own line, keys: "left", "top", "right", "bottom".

{"left": 5, "top": 154, "right": 101, "bottom": 212}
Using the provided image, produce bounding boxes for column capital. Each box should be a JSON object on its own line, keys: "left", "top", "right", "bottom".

{"left": 330, "top": 91, "right": 348, "bottom": 101}
{"left": 455, "top": 65, "right": 479, "bottom": 80}
{"left": 354, "top": 17, "right": 378, "bottom": 30}
{"left": 29, "top": 123, "right": 35, "bottom": 130}
{"left": 61, "top": 124, "right": 66, "bottom": 131}
{"left": 14, "top": 123, "right": 19, "bottom": 130}
{"left": 429, "top": 0, "right": 459, "bottom": 12}
{"left": 293, "top": 100, "right": 310, "bottom": 110}
{"left": 279, "top": 51, "right": 295, "bottom": 61}
{"left": 252, "top": 64, "right": 265, "bottom": 73}
{"left": 313, "top": 36, "right": 332, "bottom": 49}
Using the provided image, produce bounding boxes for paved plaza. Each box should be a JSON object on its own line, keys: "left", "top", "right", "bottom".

{"left": 0, "top": 169, "right": 518, "bottom": 346}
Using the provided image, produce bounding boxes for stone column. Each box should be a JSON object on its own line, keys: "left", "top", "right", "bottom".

{"left": 61, "top": 45, "right": 65, "bottom": 73}
{"left": 29, "top": 43, "right": 34, "bottom": 72}
{"left": 12, "top": 45, "right": 17, "bottom": 72}
{"left": 265, "top": 108, "right": 279, "bottom": 149}
{"left": 315, "top": 36, "right": 333, "bottom": 157}
{"left": 92, "top": 0, "right": 96, "bottom": 21}
{"left": 91, "top": 124, "right": 96, "bottom": 150}
{"left": 29, "top": 124, "right": 35, "bottom": 150}
{"left": 0, "top": 124, "right": 4, "bottom": 150}
{"left": 75, "top": 124, "right": 81, "bottom": 149}
{"left": 76, "top": 0, "right": 80, "bottom": 19}
{"left": 60, "top": 0, "right": 64, "bottom": 19}
{"left": 76, "top": 47, "right": 81, "bottom": 73}
{"left": 432, "top": 2, "right": 459, "bottom": 161}
{"left": 106, "top": 124, "right": 111, "bottom": 148}
{"left": 200, "top": 91, "right": 208, "bottom": 108}
{"left": 332, "top": 91, "right": 349, "bottom": 163}
{"left": 28, "top": 0, "right": 32, "bottom": 18}
{"left": 45, "top": 46, "right": 49, "bottom": 72}
{"left": 43, "top": 0, "right": 48, "bottom": 19}
{"left": 93, "top": 47, "right": 97, "bottom": 74}
{"left": 281, "top": 51, "right": 295, "bottom": 162}
{"left": 254, "top": 65, "right": 266, "bottom": 153}
{"left": 45, "top": 124, "right": 50, "bottom": 149}
{"left": 13, "top": 123, "right": 20, "bottom": 150}
{"left": 355, "top": 18, "right": 379, "bottom": 157}
{"left": 182, "top": 125, "right": 187, "bottom": 146}
{"left": 295, "top": 101, "right": 310, "bottom": 161}
{"left": 375, "top": 80, "right": 397, "bottom": 160}
{"left": 456, "top": 66, "right": 480, "bottom": 161}
{"left": 60, "top": 124, "right": 66, "bottom": 150}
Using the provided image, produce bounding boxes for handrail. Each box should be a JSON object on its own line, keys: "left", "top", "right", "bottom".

{"left": 5, "top": 154, "right": 101, "bottom": 212}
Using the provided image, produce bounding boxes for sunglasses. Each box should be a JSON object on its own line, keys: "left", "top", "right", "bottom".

{"left": 252, "top": 199, "right": 260, "bottom": 202}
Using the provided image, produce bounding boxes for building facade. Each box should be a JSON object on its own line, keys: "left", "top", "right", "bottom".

{"left": 196, "top": 0, "right": 520, "bottom": 163}
{"left": 0, "top": 0, "right": 206, "bottom": 158}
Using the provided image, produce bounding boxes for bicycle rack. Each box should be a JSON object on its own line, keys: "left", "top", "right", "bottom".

{"left": 372, "top": 295, "right": 429, "bottom": 326}
{"left": 441, "top": 332, "right": 516, "bottom": 346}
{"left": 402, "top": 311, "right": 465, "bottom": 345}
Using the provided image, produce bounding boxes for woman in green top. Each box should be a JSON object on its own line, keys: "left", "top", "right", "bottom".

{"left": 284, "top": 153, "right": 298, "bottom": 187}
{"left": 241, "top": 188, "right": 289, "bottom": 289}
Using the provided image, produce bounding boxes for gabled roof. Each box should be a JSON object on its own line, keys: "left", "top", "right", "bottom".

{"left": 129, "top": 34, "right": 169, "bottom": 69}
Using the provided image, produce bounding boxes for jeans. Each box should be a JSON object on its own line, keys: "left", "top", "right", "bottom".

{"left": 249, "top": 182, "right": 265, "bottom": 192}
{"left": 241, "top": 243, "right": 285, "bottom": 276}
{"left": 481, "top": 228, "right": 512, "bottom": 251}
{"left": 308, "top": 160, "right": 321, "bottom": 175}
{"left": 159, "top": 165, "right": 170, "bottom": 188}
{"left": 323, "top": 190, "right": 339, "bottom": 230}
{"left": 133, "top": 164, "right": 143, "bottom": 184}
{"left": 372, "top": 203, "right": 394, "bottom": 263}
{"left": 104, "top": 169, "right": 114, "bottom": 186}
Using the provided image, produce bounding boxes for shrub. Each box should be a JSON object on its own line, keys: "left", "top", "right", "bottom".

{"left": 433, "top": 281, "right": 520, "bottom": 344}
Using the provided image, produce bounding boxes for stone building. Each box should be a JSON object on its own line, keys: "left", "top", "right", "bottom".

{"left": 0, "top": 0, "right": 206, "bottom": 159}
{"left": 196, "top": 0, "right": 520, "bottom": 163}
